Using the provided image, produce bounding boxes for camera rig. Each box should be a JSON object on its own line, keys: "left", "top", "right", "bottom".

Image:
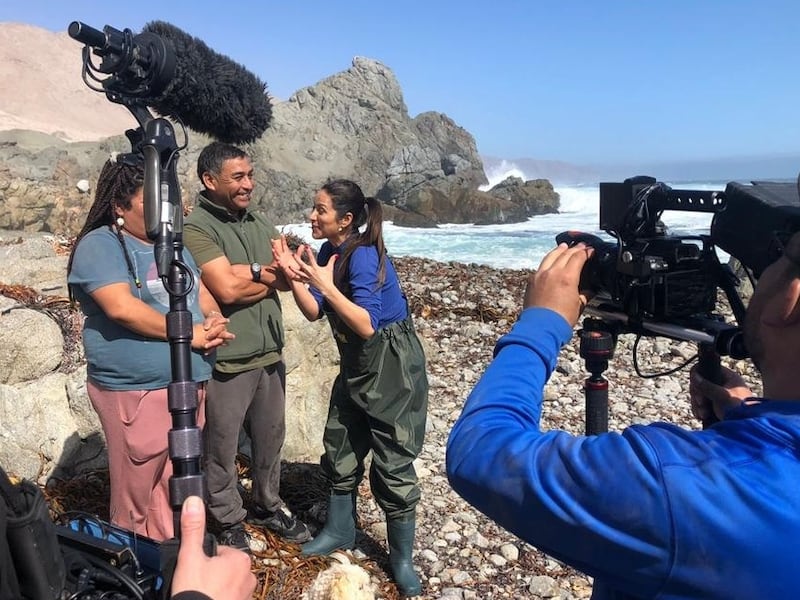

{"left": 558, "top": 174, "right": 800, "bottom": 434}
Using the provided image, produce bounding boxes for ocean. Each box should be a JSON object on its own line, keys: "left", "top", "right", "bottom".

{"left": 279, "top": 168, "right": 771, "bottom": 271}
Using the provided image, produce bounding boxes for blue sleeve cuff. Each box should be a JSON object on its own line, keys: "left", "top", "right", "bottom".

{"left": 496, "top": 307, "right": 574, "bottom": 358}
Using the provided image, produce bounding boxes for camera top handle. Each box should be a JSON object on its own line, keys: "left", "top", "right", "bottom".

{"left": 600, "top": 176, "right": 726, "bottom": 240}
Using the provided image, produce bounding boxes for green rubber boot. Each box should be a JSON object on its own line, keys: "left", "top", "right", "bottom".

{"left": 387, "top": 516, "right": 422, "bottom": 597}
{"left": 301, "top": 492, "right": 356, "bottom": 556}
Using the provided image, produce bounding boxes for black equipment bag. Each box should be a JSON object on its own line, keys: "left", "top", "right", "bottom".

{"left": 1, "top": 463, "right": 168, "bottom": 600}
{"left": 0, "top": 465, "right": 65, "bottom": 600}
{"left": 0, "top": 481, "right": 22, "bottom": 600}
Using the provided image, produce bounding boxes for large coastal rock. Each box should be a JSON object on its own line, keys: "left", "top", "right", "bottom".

{"left": 379, "top": 155, "right": 560, "bottom": 227}
{"left": 0, "top": 231, "right": 335, "bottom": 481}
{"left": 0, "top": 24, "right": 559, "bottom": 235}
{"left": 488, "top": 175, "right": 560, "bottom": 215}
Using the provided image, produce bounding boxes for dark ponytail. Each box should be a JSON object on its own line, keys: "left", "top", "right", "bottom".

{"left": 321, "top": 179, "right": 387, "bottom": 288}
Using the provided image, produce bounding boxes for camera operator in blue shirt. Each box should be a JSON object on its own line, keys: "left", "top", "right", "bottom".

{"left": 446, "top": 233, "right": 800, "bottom": 599}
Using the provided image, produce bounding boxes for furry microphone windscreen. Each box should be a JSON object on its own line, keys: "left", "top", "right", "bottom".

{"left": 142, "top": 21, "right": 272, "bottom": 144}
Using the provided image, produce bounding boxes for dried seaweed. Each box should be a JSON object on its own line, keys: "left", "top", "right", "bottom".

{"left": 42, "top": 460, "right": 402, "bottom": 600}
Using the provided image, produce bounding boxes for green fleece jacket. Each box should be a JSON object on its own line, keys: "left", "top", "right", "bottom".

{"left": 183, "top": 193, "right": 283, "bottom": 373}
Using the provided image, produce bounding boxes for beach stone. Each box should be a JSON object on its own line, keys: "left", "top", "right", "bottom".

{"left": 500, "top": 543, "right": 520, "bottom": 561}
{"left": 529, "top": 574, "right": 560, "bottom": 597}
{"left": 0, "top": 301, "right": 63, "bottom": 384}
{"left": 488, "top": 554, "right": 507, "bottom": 567}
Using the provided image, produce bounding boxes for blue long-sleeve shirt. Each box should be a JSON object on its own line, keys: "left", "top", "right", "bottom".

{"left": 446, "top": 307, "right": 800, "bottom": 599}
{"left": 310, "top": 241, "right": 406, "bottom": 331}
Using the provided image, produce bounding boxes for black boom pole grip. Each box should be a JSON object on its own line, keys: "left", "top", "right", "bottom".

{"left": 580, "top": 324, "right": 615, "bottom": 435}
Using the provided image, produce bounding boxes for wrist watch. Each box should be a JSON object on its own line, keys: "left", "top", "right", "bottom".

{"left": 250, "top": 262, "right": 262, "bottom": 282}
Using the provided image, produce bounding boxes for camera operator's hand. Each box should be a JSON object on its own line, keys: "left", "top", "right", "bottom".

{"left": 524, "top": 242, "right": 594, "bottom": 327}
{"left": 171, "top": 496, "right": 255, "bottom": 600}
{"left": 689, "top": 365, "right": 754, "bottom": 423}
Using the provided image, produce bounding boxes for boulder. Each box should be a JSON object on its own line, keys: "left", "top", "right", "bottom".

{"left": 0, "top": 232, "right": 70, "bottom": 294}
{"left": 282, "top": 298, "right": 337, "bottom": 463}
{"left": 0, "top": 370, "right": 108, "bottom": 481}
{"left": 0, "top": 296, "right": 63, "bottom": 383}
{"left": 488, "top": 176, "right": 560, "bottom": 216}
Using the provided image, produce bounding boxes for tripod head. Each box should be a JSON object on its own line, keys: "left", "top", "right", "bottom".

{"left": 578, "top": 319, "right": 616, "bottom": 435}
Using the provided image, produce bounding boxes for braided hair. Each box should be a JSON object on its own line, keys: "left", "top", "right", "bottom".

{"left": 321, "top": 178, "right": 386, "bottom": 290}
{"left": 67, "top": 157, "right": 146, "bottom": 300}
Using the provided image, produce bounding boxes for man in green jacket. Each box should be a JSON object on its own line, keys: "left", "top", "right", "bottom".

{"left": 183, "top": 142, "right": 309, "bottom": 550}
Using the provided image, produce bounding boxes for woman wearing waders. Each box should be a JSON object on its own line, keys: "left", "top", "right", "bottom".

{"left": 271, "top": 178, "right": 428, "bottom": 597}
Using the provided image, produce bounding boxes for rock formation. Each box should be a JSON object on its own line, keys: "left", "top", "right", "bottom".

{"left": 0, "top": 24, "right": 559, "bottom": 234}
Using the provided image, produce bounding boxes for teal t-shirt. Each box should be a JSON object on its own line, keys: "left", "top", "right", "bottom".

{"left": 68, "top": 227, "right": 213, "bottom": 390}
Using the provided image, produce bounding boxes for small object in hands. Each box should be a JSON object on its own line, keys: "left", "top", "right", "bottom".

{"left": 250, "top": 262, "right": 262, "bottom": 282}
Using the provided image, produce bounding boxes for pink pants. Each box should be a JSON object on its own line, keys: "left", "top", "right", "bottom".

{"left": 87, "top": 381, "right": 206, "bottom": 541}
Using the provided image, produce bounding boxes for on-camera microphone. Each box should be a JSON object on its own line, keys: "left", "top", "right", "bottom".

{"left": 142, "top": 20, "right": 272, "bottom": 144}
{"left": 69, "top": 20, "right": 272, "bottom": 144}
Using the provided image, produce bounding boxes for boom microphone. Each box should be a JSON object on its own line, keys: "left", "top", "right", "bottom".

{"left": 142, "top": 21, "right": 271, "bottom": 144}
{"left": 69, "top": 20, "right": 271, "bottom": 144}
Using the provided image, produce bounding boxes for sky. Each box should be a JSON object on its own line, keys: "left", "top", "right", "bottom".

{"left": 3, "top": 1, "right": 800, "bottom": 170}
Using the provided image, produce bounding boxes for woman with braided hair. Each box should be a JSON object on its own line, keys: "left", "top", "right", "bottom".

{"left": 67, "top": 155, "right": 234, "bottom": 541}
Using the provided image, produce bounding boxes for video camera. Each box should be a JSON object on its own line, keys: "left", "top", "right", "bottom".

{"left": 558, "top": 174, "right": 800, "bottom": 358}
{"left": 558, "top": 175, "right": 800, "bottom": 435}
{"left": 559, "top": 177, "right": 723, "bottom": 322}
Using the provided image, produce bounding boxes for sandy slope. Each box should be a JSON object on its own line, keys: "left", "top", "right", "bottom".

{"left": 0, "top": 22, "right": 137, "bottom": 142}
